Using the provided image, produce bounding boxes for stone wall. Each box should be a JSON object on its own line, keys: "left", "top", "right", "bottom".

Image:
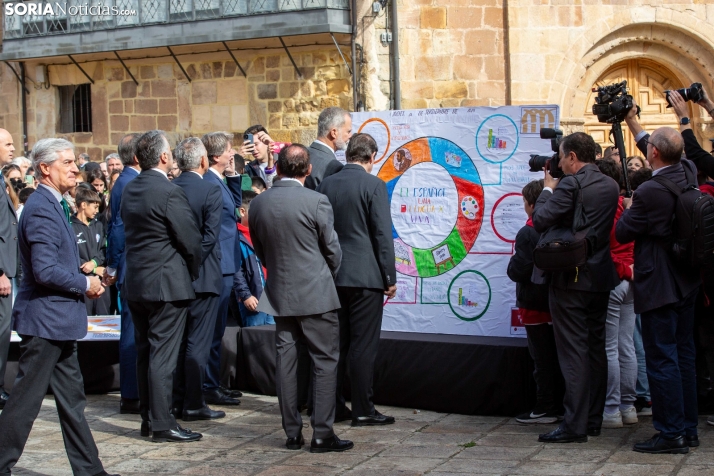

{"left": 1, "top": 47, "right": 351, "bottom": 157}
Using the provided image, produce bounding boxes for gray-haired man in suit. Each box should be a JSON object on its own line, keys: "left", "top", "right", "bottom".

{"left": 249, "top": 144, "right": 353, "bottom": 453}
{"left": 304, "top": 107, "right": 351, "bottom": 190}
{"left": 0, "top": 138, "right": 114, "bottom": 476}
{"left": 0, "top": 128, "right": 17, "bottom": 410}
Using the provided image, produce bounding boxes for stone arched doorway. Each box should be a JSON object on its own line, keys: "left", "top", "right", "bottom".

{"left": 584, "top": 59, "right": 692, "bottom": 158}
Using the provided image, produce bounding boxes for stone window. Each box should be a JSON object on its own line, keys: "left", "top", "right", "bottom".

{"left": 59, "top": 84, "right": 93, "bottom": 133}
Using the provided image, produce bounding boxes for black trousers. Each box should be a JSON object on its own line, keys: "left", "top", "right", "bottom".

{"left": 336, "top": 287, "right": 384, "bottom": 418}
{"left": 525, "top": 323, "right": 565, "bottom": 414}
{"left": 549, "top": 287, "right": 609, "bottom": 435}
{"left": 173, "top": 293, "right": 219, "bottom": 411}
{"left": 0, "top": 336, "right": 104, "bottom": 476}
{"left": 128, "top": 300, "right": 188, "bottom": 432}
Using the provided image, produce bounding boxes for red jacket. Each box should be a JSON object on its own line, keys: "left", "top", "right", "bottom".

{"left": 610, "top": 196, "right": 634, "bottom": 281}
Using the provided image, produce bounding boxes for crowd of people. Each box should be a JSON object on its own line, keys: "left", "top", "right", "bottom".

{"left": 0, "top": 106, "right": 399, "bottom": 474}
{"left": 508, "top": 88, "right": 714, "bottom": 455}
{"left": 0, "top": 85, "right": 713, "bottom": 473}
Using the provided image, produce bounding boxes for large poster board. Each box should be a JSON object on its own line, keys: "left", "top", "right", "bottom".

{"left": 352, "top": 106, "right": 560, "bottom": 337}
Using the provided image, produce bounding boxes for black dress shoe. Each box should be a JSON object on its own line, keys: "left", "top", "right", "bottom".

{"left": 182, "top": 406, "right": 226, "bottom": 421}
{"left": 286, "top": 432, "right": 305, "bottom": 450}
{"left": 220, "top": 385, "right": 243, "bottom": 398}
{"left": 685, "top": 434, "right": 700, "bottom": 447}
{"left": 203, "top": 389, "right": 240, "bottom": 406}
{"left": 170, "top": 407, "right": 181, "bottom": 416}
{"left": 310, "top": 435, "right": 354, "bottom": 453}
{"left": 587, "top": 427, "right": 601, "bottom": 437}
{"left": 633, "top": 434, "right": 689, "bottom": 454}
{"left": 93, "top": 471, "right": 121, "bottom": 476}
{"left": 538, "top": 427, "right": 587, "bottom": 443}
{"left": 352, "top": 411, "right": 395, "bottom": 427}
{"left": 152, "top": 425, "right": 202, "bottom": 443}
{"left": 119, "top": 398, "right": 141, "bottom": 415}
{"left": 0, "top": 390, "right": 9, "bottom": 409}
{"left": 140, "top": 420, "right": 151, "bottom": 437}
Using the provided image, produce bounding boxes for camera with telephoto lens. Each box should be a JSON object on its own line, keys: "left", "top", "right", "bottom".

{"left": 528, "top": 127, "right": 564, "bottom": 178}
{"left": 665, "top": 83, "right": 704, "bottom": 108}
{"left": 591, "top": 81, "right": 637, "bottom": 124}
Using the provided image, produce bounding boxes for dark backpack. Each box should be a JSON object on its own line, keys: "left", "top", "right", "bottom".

{"left": 652, "top": 166, "right": 714, "bottom": 271}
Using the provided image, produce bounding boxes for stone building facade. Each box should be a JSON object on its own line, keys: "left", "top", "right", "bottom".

{"left": 0, "top": 0, "right": 712, "bottom": 156}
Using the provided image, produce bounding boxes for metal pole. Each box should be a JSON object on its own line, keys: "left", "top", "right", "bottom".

{"left": 221, "top": 41, "right": 247, "bottom": 78}
{"left": 68, "top": 55, "right": 95, "bottom": 84}
{"left": 114, "top": 51, "right": 139, "bottom": 85}
{"left": 167, "top": 46, "right": 192, "bottom": 82}
{"left": 19, "top": 63, "right": 29, "bottom": 154}
{"left": 390, "top": 0, "right": 400, "bottom": 110}
{"left": 279, "top": 37, "right": 302, "bottom": 79}
{"left": 350, "top": 0, "right": 358, "bottom": 110}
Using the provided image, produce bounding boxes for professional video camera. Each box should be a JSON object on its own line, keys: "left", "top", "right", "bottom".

{"left": 528, "top": 127, "right": 564, "bottom": 178}
{"left": 665, "top": 82, "right": 704, "bottom": 107}
{"left": 592, "top": 81, "right": 637, "bottom": 124}
{"left": 591, "top": 80, "right": 636, "bottom": 197}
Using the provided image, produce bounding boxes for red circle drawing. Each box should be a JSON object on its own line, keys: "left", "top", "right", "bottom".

{"left": 491, "top": 192, "right": 524, "bottom": 243}
{"left": 357, "top": 118, "right": 391, "bottom": 164}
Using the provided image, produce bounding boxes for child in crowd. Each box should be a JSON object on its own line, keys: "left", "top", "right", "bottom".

{"left": 233, "top": 190, "right": 274, "bottom": 327}
{"left": 71, "top": 186, "right": 111, "bottom": 316}
{"left": 508, "top": 179, "right": 563, "bottom": 423}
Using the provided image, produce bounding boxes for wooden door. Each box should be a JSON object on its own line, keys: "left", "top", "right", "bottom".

{"left": 584, "top": 59, "right": 691, "bottom": 158}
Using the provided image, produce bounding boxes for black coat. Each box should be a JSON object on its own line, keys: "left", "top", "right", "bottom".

{"left": 615, "top": 159, "right": 702, "bottom": 314}
{"left": 532, "top": 163, "right": 620, "bottom": 293}
{"left": 318, "top": 164, "right": 396, "bottom": 290}
{"left": 507, "top": 222, "right": 549, "bottom": 312}
{"left": 171, "top": 171, "right": 224, "bottom": 295}
{"left": 121, "top": 169, "right": 202, "bottom": 303}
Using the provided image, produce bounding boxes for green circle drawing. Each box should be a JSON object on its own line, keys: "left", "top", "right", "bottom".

{"left": 447, "top": 270, "right": 492, "bottom": 321}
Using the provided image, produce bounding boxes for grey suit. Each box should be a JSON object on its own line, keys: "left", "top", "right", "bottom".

{"left": 249, "top": 180, "right": 342, "bottom": 439}
{"left": 0, "top": 176, "right": 16, "bottom": 394}
{"left": 305, "top": 141, "right": 344, "bottom": 191}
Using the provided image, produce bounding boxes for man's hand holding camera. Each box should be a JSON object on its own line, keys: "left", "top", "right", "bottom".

{"left": 544, "top": 168, "right": 559, "bottom": 190}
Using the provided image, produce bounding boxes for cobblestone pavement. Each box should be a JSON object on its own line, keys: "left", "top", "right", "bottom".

{"left": 5, "top": 393, "right": 714, "bottom": 475}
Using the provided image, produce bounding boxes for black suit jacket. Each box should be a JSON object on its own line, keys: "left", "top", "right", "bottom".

{"left": 507, "top": 223, "right": 549, "bottom": 312}
{"left": 0, "top": 176, "right": 17, "bottom": 278}
{"left": 532, "top": 163, "right": 620, "bottom": 292}
{"left": 305, "top": 141, "right": 344, "bottom": 190}
{"left": 318, "top": 164, "right": 396, "bottom": 289}
{"left": 615, "top": 160, "right": 701, "bottom": 314}
{"left": 172, "top": 171, "right": 223, "bottom": 295}
{"left": 121, "top": 169, "right": 202, "bottom": 302}
{"left": 636, "top": 129, "right": 714, "bottom": 180}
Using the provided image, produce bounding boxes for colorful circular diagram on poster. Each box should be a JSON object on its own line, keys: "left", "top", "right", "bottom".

{"left": 378, "top": 137, "right": 485, "bottom": 278}
{"left": 475, "top": 114, "right": 519, "bottom": 164}
{"left": 447, "top": 270, "right": 492, "bottom": 321}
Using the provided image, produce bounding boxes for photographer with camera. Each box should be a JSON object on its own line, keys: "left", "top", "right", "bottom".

{"left": 532, "top": 132, "right": 620, "bottom": 444}
{"left": 615, "top": 124, "right": 702, "bottom": 454}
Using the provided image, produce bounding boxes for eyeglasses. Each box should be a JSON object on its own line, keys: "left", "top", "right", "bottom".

{"left": 643, "top": 138, "right": 659, "bottom": 150}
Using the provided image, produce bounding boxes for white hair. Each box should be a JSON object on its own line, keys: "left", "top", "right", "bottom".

{"left": 175, "top": 137, "right": 206, "bottom": 172}
{"left": 317, "top": 106, "right": 349, "bottom": 138}
{"left": 104, "top": 152, "right": 120, "bottom": 163}
{"left": 30, "top": 138, "right": 74, "bottom": 171}
{"left": 11, "top": 156, "right": 31, "bottom": 168}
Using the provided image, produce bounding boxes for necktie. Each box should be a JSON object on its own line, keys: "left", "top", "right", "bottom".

{"left": 223, "top": 176, "right": 228, "bottom": 185}
{"left": 60, "top": 198, "right": 71, "bottom": 224}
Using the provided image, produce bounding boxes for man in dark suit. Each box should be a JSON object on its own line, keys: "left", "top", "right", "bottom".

{"left": 618, "top": 118, "right": 701, "bottom": 453}
{"left": 201, "top": 131, "right": 244, "bottom": 405}
{"left": 122, "top": 130, "right": 203, "bottom": 443}
{"left": 0, "top": 138, "right": 114, "bottom": 476}
{"left": 317, "top": 133, "right": 397, "bottom": 426}
{"left": 532, "top": 132, "right": 620, "bottom": 443}
{"left": 103, "top": 133, "right": 141, "bottom": 414}
{"left": 249, "top": 144, "right": 353, "bottom": 453}
{"left": 171, "top": 137, "right": 225, "bottom": 421}
{"left": 305, "top": 107, "right": 351, "bottom": 190}
{"left": 0, "top": 128, "right": 17, "bottom": 410}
